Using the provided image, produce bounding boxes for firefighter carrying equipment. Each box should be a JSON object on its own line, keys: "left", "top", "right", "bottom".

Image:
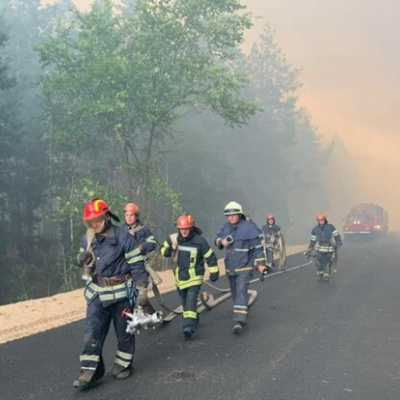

{"left": 309, "top": 222, "right": 342, "bottom": 254}
{"left": 261, "top": 221, "right": 287, "bottom": 270}
{"left": 215, "top": 218, "right": 265, "bottom": 273}
{"left": 215, "top": 217, "right": 265, "bottom": 324}
{"left": 78, "top": 226, "right": 146, "bottom": 279}
{"left": 75, "top": 212, "right": 143, "bottom": 387}
{"left": 160, "top": 229, "right": 219, "bottom": 290}
{"left": 122, "top": 222, "right": 157, "bottom": 258}
{"left": 122, "top": 218, "right": 161, "bottom": 313}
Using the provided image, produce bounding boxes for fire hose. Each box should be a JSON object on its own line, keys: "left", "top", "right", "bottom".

{"left": 125, "top": 254, "right": 314, "bottom": 332}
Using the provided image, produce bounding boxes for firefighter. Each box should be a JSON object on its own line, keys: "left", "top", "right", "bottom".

{"left": 160, "top": 213, "right": 219, "bottom": 340}
{"left": 261, "top": 213, "right": 282, "bottom": 270}
{"left": 122, "top": 202, "right": 157, "bottom": 314}
{"left": 73, "top": 198, "right": 147, "bottom": 389}
{"left": 306, "top": 212, "right": 343, "bottom": 281}
{"left": 215, "top": 201, "right": 266, "bottom": 334}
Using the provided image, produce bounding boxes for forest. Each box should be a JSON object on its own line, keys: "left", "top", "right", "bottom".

{"left": 0, "top": 0, "right": 332, "bottom": 305}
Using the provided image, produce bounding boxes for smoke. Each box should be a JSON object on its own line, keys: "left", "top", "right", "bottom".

{"left": 48, "top": 0, "right": 400, "bottom": 230}
{"left": 243, "top": 0, "right": 400, "bottom": 229}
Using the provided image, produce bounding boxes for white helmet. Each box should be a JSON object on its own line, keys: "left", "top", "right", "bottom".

{"left": 224, "top": 201, "right": 243, "bottom": 216}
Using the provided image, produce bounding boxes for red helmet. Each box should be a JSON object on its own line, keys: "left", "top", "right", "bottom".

{"left": 176, "top": 214, "right": 195, "bottom": 229}
{"left": 82, "top": 199, "right": 110, "bottom": 221}
{"left": 124, "top": 203, "right": 140, "bottom": 216}
{"left": 316, "top": 212, "right": 326, "bottom": 222}
{"left": 266, "top": 213, "right": 275, "bottom": 222}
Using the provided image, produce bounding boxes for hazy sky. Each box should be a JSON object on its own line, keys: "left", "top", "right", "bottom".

{"left": 46, "top": 0, "right": 400, "bottom": 228}
{"left": 243, "top": 0, "right": 400, "bottom": 227}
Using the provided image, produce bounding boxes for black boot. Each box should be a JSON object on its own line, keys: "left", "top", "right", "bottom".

{"left": 232, "top": 322, "right": 244, "bottom": 335}
{"left": 73, "top": 357, "right": 105, "bottom": 388}
{"left": 73, "top": 370, "right": 95, "bottom": 389}
{"left": 183, "top": 327, "right": 193, "bottom": 341}
{"left": 111, "top": 363, "right": 133, "bottom": 380}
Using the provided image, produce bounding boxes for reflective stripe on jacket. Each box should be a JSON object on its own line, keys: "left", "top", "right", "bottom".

{"left": 161, "top": 231, "right": 218, "bottom": 290}
{"left": 121, "top": 222, "right": 157, "bottom": 261}
{"left": 309, "top": 222, "right": 342, "bottom": 253}
{"left": 215, "top": 218, "right": 265, "bottom": 273}
{"left": 78, "top": 225, "right": 147, "bottom": 306}
{"left": 79, "top": 225, "right": 145, "bottom": 277}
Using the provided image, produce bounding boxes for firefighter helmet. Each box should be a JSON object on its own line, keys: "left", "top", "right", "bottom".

{"left": 176, "top": 213, "right": 195, "bottom": 229}
{"left": 224, "top": 201, "right": 243, "bottom": 216}
{"left": 124, "top": 202, "right": 140, "bottom": 215}
{"left": 82, "top": 198, "right": 110, "bottom": 221}
{"left": 316, "top": 212, "right": 327, "bottom": 222}
{"left": 266, "top": 213, "right": 275, "bottom": 222}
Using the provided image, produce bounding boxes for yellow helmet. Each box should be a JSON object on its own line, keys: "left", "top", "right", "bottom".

{"left": 224, "top": 201, "right": 243, "bottom": 216}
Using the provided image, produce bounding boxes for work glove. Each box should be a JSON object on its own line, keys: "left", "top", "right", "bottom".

{"left": 304, "top": 249, "right": 312, "bottom": 257}
{"left": 77, "top": 250, "right": 94, "bottom": 268}
{"left": 209, "top": 272, "right": 219, "bottom": 282}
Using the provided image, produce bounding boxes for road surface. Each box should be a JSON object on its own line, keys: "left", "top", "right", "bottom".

{"left": 1, "top": 234, "right": 399, "bottom": 400}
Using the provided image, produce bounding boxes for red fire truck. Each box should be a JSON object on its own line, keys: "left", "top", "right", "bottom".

{"left": 343, "top": 204, "right": 389, "bottom": 240}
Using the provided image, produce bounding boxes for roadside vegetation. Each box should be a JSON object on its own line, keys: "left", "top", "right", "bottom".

{"left": 0, "top": 0, "right": 331, "bottom": 304}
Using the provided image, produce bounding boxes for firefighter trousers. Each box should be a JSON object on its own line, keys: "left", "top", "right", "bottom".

{"left": 266, "top": 248, "right": 274, "bottom": 265}
{"left": 315, "top": 251, "right": 333, "bottom": 274}
{"left": 177, "top": 285, "right": 201, "bottom": 332}
{"left": 79, "top": 296, "right": 135, "bottom": 375}
{"left": 228, "top": 271, "right": 252, "bottom": 323}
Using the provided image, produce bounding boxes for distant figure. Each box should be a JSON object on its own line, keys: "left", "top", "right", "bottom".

{"left": 160, "top": 213, "right": 219, "bottom": 341}
{"left": 305, "top": 213, "right": 342, "bottom": 281}
{"left": 261, "top": 213, "right": 284, "bottom": 270}
{"left": 215, "top": 201, "right": 266, "bottom": 334}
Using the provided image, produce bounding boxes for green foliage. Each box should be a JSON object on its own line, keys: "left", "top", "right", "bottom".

{"left": 36, "top": 0, "right": 259, "bottom": 212}
{"left": 149, "top": 177, "right": 183, "bottom": 218}
{"left": 0, "top": 1, "right": 332, "bottom": 304}
{"left": 49, "top": 177, "right": 128, "bottom": 225}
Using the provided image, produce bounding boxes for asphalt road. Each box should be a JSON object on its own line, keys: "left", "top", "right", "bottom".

{"left": 2, "top": 234, "right": 400, "bottom": 400}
